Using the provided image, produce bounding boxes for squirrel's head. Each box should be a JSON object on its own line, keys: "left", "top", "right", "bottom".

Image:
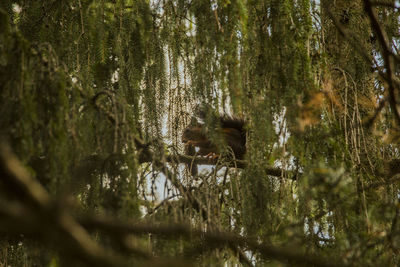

{"left": 181, "top": 121, "right": 206, "bottom": 143}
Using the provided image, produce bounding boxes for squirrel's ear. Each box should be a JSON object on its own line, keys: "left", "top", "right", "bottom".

{"left": 189, "top": 117, "right": 199, "bottom": 126}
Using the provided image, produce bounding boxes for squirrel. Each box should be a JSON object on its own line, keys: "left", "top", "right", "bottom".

{"left": 182, "top": 115, "right": 246, "bottom": 161}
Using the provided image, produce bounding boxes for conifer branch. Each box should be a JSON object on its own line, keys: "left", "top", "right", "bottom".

{"left": 80, "top": 215, "right": 346, "bottom": 267}
{"left": 363, "top": 0, "right": 400, "bottom": 126}
{"left": 0, "top": 143, "right": 127, "bottom": 267}
{"left": 322, "top": 1, "right": 400, "bottom": 126}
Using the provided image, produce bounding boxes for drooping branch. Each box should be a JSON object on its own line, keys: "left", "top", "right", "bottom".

{"left": 0, "top": 143, "right": 127, "bottom": 267}
{"left": 0, "top": 142, "right": 338, "bottom": 267}
{"left": 363, "top": 0, "right": 400, "bottom": 126}
{"left": 134, "top": 138, "right": 254, "bottom": 266}
{"left": 321, "top": 1, "right": 400, "bottom": 126}
{"left": 79, "top": 215, "right": 346, "bottom": 267}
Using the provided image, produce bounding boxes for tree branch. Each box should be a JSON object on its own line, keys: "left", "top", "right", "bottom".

{"left": 137, "top": 143, "right": 299, "bottom": 180}
{"left": 0, "top": 143, "right": 127, "bottom": 267}
{"left": 79, "top": 215, "right": 346, "bottom": 267}
{"left": 363, "top": 0, "right": 400, "bottom": 126}
{"left": 321, "top": 1, "right": 400, "bottom": 126}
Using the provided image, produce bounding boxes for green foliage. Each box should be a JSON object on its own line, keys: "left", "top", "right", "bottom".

{"left": 1, "top": 0, "right": 400, "bottom": 266}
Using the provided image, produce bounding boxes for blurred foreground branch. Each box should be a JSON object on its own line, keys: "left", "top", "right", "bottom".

{"left": 0, "top": 142, "right": 341, "bottom": 267}
{"left": 79, "top": 215, "right": 345, "bottom": 267}
{"left": 0, "top": 143, "right": 126, "bottom": 267}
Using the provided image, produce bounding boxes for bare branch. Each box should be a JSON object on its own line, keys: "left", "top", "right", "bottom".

{"left": 137, "top": 145, "right": 299, "bottom": 180}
